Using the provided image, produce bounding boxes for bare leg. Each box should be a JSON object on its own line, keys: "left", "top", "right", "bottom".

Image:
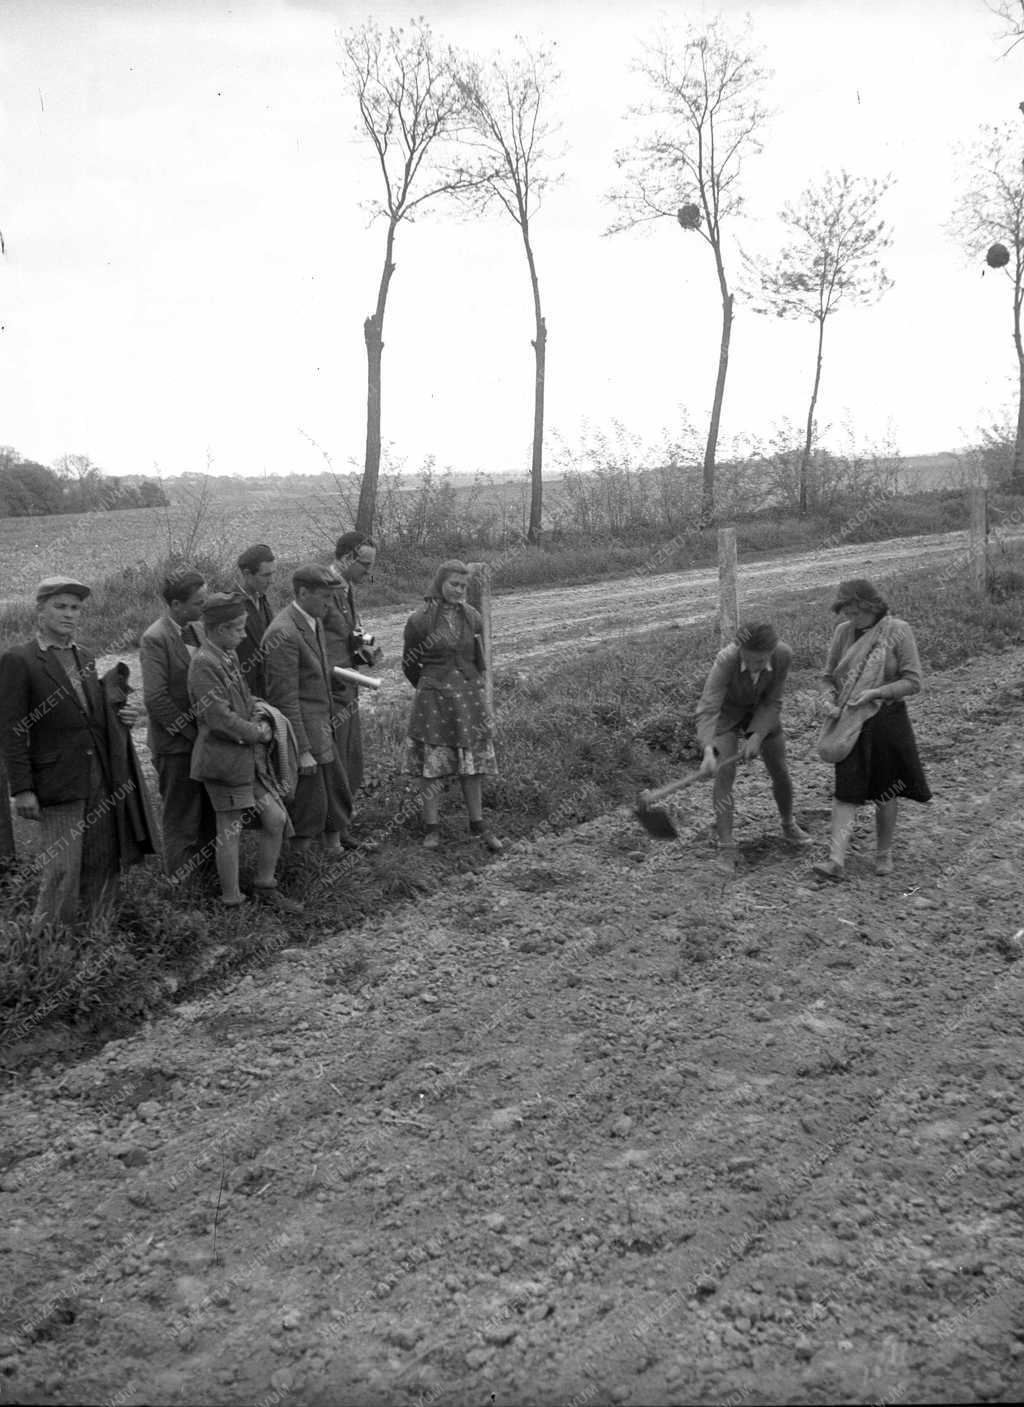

{"left": 829, "top": 801, "right": 859, "bottom": 866}
{"left": 215, "top": 810, "right": 245, "bottom": 903}
{"left": 421, "top": 777, "right": 442, "bottom": 827}
{"left": 875, "top": 798, "right": 898, "bottom": 873}
{"left": 460, "top": 775, "right": 483, "bottom": 823}
{"left": 254, "top": 795, "right": 288, "bottom": 888}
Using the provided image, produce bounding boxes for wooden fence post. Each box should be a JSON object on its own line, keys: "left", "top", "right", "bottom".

{"left": 717, "top": 527, "right": 739, "bottom": 643}
{"left": 467, "top": 562, "right": 494, "bottom": 721}
{"left": 968, "top": 487, "right": 988, "bottom": 595}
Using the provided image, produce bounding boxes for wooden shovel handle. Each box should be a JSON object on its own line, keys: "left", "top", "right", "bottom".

{"left": 638, "top": 771, "right": 706, "bottom": 808}
{"left": 639, "top": 755, "right": 744, "bottom": 808}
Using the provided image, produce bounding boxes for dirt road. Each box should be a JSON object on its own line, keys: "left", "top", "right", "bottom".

{"left": 1, "top": 640, "right": 1022, "bottom": 1405}
{"left": 368, "top": 524, "right": 1024, "bottom": 680}
{"left": 87, "top": 520, "right": 1024, "bottom": 707}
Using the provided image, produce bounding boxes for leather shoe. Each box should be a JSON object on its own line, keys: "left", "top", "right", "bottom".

{"left": 339, "top": 834, "right": 379, "bottom": 853}
{"left": 252, "top": 886, "right": 305, "bottom": 915}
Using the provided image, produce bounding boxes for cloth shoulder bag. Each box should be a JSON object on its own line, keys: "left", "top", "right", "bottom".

{"left": 816, "top": 618, "right": 894, "bottom": 764}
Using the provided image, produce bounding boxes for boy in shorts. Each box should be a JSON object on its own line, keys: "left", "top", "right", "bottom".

{"left": 187, "top": 593, "right": 303, "bottom": 913}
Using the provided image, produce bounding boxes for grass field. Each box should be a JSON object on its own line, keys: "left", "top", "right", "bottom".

{"left": 0, "top": 495, "right": 335, "bottom": 607}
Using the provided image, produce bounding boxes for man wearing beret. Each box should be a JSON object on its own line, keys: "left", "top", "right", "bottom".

{"left": 261, "top": 564, "right": 352, "bottom": 856}
{"left": 0, "top": 578, "right": 154, "bottom": 932}
{"left": 140, "top": 569, "right": 217, "bottom": 885}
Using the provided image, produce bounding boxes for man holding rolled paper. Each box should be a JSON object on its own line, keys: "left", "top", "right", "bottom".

{"left": 262, "top": 563, "right": 353, "bottom": 858}
{"left": 323, "top": 532, "right": 381, "bottom": 851}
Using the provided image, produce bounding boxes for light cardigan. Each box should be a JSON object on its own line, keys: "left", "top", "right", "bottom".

{"left": 822, "top": 616, "right": 923, "bottom": 703}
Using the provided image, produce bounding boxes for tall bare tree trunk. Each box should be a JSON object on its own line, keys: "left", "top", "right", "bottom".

{"left": 529, "top": 317, "right": 547, "bottom": 543}
{"left": 1014, "top": 261, "right": 1024, "bottom": 493}
{"left": 522, "top": 224, "right": 546, "bottom": 544}
{"left": 357, "top": 221, "right": 397, "bottom": 536}
{"left": 800, "top": 315, "right": 827, "bottom": 517}
{"left": 702, "top": 287, "right": 734, "bottom": 528}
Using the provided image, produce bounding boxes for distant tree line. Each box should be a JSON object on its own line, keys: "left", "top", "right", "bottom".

{"left": 0, "top": 448, "right": 168, "bottom": 518}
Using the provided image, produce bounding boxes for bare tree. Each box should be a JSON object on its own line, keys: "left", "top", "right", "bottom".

{"left": 952, "top": 121, "right": 1024, "bottom": 491}
{"left": 608, "top": 17, "right": 770, "bottom": 526}
{"left": 456, "top": 42, "right": 562, "bottom": 544}
{"left": 988, "top": 0, "right": 1024, "bottom": 54}
{"left": 341, "top": 19, "right": 474, "bottom": 535}
{"left": 748, "top": 171, "right": 893, "bottom": 516}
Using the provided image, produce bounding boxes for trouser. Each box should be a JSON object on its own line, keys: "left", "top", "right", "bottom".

{"left": 287, "top": 759, "right": 347, "bottom": 841}
{"left": 0, "top": 755, "right": 14, "bottom": 865}
{"left": 324, "top": 745, "right": 354, "bottom": 835}
{"left": 711, "top": 726, "right": 794, "bottom": 838}
{"left": 331, "top": 695, "right": 364, "bottom": 796}
{"left": 32, "top": 757, "right": 120, "bottom": 933}
{"left": 153, "top": 752, "right": 217, "bottom": 881}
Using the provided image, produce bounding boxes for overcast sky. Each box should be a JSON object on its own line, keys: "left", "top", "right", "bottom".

{"left": 1, "top": 0, "right": 1022, "bottom": 480}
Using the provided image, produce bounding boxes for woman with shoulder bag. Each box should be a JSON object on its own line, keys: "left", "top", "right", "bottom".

{"left": 812, "top": 578, "right": 931, "bottom": 881}
{"left": 402, "top": 560, "right": 503, "bottom": 853}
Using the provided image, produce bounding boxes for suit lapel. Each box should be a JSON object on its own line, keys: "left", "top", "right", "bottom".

{"left": 164, "top": 616, "right": 191, "bottom": 668}
{"left": 35, "top": 642, "right": 89, "bottom": 719}
{"left": 290, "top": 605, "right": 330, "bottom": 686}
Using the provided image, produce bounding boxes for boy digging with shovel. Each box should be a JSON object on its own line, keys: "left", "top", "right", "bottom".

{"left": 695, "top": 621, "right": 811, "bottom": 871}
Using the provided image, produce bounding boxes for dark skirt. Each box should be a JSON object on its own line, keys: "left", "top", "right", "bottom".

{"left": 834, "top": 700, "right": 932, "bottom": 806}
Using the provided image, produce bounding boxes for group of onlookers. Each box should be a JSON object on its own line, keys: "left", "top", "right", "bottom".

{"left": 0, "top": 537, "right": 505, "bottom": 934}
{"left": 0, "top": 551, "right": 930, "bottom": 936}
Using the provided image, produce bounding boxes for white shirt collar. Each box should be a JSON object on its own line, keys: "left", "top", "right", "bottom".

{"left": 739, "top": 657, "right": 772, "bottom": 676}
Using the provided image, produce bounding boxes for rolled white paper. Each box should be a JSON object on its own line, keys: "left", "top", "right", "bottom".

{"left": 333, "top": 666, "right": 382, "bottom": 691}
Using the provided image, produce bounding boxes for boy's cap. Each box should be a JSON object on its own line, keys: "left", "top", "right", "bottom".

{"left": 36, "top": 577, "right": 91, "bottom": 603}
{"left": 202, "top": 592, "right": 248, "bottom": 625}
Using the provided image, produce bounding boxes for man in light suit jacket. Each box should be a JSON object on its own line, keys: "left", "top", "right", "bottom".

{"left": 262, "top": 563, "right": 351, "bottom": 856}
{"left": 140, "top": 570, "right": 216, "bottom": 883}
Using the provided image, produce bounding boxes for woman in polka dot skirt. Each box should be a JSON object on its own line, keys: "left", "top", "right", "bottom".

{"left": 402, "top": 560, "right": 503, "bottom": 853}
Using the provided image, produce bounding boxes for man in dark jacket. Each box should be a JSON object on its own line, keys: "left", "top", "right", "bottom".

{"left": 322, "top": 532, "right": 381, "bottom": 850}
{"left": 236, "top": 543, "right": 276, "bottom": 698}
{"left": 140, "top": 569, "right": 216, "bottom": 883}
{"left": 695, "top": 620, "right": 811, "bottom": 869}
{"left": 0, "top": 577, "right": 154, "bottom": 932}
{"left": 262, "top": 563, "right": 351, "bottom": 857}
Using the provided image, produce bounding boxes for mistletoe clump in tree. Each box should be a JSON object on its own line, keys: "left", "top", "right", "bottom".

{"left": 952, "top": 120, "right": 1024, "bottom": 492}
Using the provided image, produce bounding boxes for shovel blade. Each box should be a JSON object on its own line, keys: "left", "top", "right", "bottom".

{"left": 634, "top": 802, "right": 679, "bottom": 840}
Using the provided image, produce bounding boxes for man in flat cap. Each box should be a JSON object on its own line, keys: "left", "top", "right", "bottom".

{"left": 0, "top": 577, "right": 156, "bottom": 932}
{"left": 262, "top": 564, "right": 351, "bottom": 857}
{"left": 140, "top": 569, "right": 216, "bottom": 885}
{"left": 236, "top": 543, "right": 276, "bottom": 699}
{"left": 187, "top": 592, "right": 302, "bottom": 912}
